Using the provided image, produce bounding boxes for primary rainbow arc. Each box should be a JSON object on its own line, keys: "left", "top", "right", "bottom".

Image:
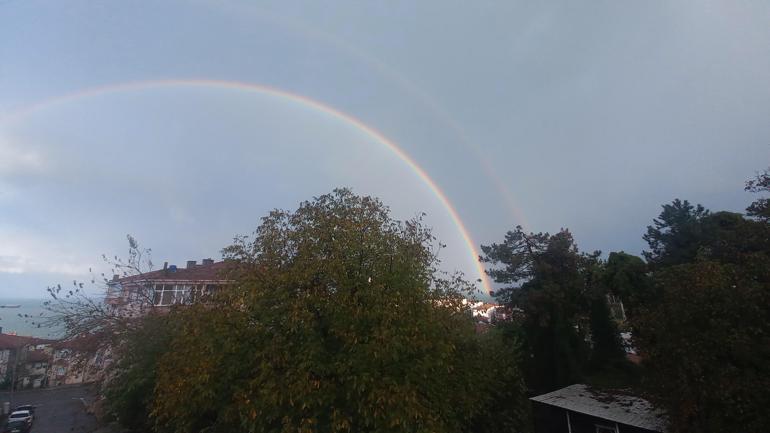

{"left": 0, "top": 78, "right": 494, "bottom": 294}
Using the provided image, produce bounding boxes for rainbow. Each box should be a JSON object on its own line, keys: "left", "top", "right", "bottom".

{"left": 0, "top": 78, "right": 494, "bottom": 293}
{"left": 194, "top": 1, "right": 530, "bottom": 229}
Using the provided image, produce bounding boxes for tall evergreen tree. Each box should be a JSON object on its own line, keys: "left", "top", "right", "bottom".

{"left": 482, "top": 227, "right": 591, "bottom": 392}
{"left": 642, "top": 199, "right": 710, "bottom": 268}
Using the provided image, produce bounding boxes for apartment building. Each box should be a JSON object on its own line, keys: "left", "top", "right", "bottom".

{"left": 105, "top": 258, "right": 232, "bottom": 310}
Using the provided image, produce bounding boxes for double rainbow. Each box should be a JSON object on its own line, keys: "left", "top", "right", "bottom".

{"left": 0, "top": 79, "right": 494, "bottom": 293}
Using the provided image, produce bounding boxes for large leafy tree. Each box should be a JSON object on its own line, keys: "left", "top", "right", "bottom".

{"left": 151, "top": 189, "right": 529, "bottom": 433}
{"left": 104, "top": 312, "right": 182, "bottom": 432}
{"left": 636, "top": 177, "right": 770, "bottom": 432}
{"left": 635, "top": 261, "right": 770, "bottom": 432}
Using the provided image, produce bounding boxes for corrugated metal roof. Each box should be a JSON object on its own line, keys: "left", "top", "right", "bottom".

{"left": 530, "top": 384, "right": 667, "bottom": 432}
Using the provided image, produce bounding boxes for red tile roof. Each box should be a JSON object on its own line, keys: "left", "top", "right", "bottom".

{"left": 0, "top": 333, "right": 54, "bottom": 350}
{"left": 117, "top": 260, "right": 233, "bottom": 283}
{"left": 52, "top": 334, "right": 102, "bottom": 352}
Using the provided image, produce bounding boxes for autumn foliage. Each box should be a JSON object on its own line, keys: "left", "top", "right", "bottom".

{"left": 148, "top": 189, "right": 529, "bottom": 433}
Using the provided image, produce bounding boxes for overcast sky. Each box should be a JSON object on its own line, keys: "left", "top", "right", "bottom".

{"left": 1, "top": 0, "right": 769, "bottom": 299}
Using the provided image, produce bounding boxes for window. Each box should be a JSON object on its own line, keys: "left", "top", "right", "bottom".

{"left": 595, "top": 424, "right": 616, "bottom": 433}
{"left": 176, "top": 285, "right": 192, "bottom": 304}
{"left": 153, "top": 283, "right": 194, "bottom": 306}
{"left": 161, "top": 284, "right": 175, "bottom": 305}
{"left": 191, "top": 284, "right": 206, "bottom": 301}
{"left": 153, "top": 285, "right": 163, "bottom": 305}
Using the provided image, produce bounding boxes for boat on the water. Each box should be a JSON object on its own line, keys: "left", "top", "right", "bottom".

{"left": 0, "top": 305, "right": 21, "bottom": 308}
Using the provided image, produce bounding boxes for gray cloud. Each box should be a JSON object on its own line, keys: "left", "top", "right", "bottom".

{"left": 1, "top": 0, "right": 769, "bottom": 297}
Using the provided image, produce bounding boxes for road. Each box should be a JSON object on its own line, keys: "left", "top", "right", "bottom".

{"left": 0, "top": 385, "right": 97, "bottom": 433}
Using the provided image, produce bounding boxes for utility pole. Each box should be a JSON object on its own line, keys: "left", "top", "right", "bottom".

{"left": 9, "top": 346, "right": 18, "bottom": 408}
{"left": 8, "top": 342, "right": 23, "bottom": 409}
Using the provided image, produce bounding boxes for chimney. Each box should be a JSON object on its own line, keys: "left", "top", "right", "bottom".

{"left": 186, "top": 260, "right": 197, "bottom": 269}
{"left": 112, "top": 274, "right": 120, "bottom": 282}
{"left": 163, "top": 261, "right": 169, "bottom": 276}
{"left": 202, "top": 258, "right": 214, "bottom": 266}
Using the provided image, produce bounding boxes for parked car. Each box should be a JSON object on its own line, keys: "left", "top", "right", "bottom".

{"left": 3, "top": 419, "right": 30, "bottom": 433}
{"left": 12, "top": 406, "right": 35, "bottom": 417}
{"left": 5, "top": 411, "right": 32, "bottom": 432}
{"left": 6, "top": 412, "right": 31, "bottom": 424}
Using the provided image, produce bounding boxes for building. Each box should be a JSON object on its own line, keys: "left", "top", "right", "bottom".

{"left": 63, "top": 258, "right": 233, "bottom": 387}
{"left": 606, "top": 294, "right": 627, "bottom": 323}
{"left": 105, "top": 258, "right": 232, "bottom": 311}
{"left": 48, "top": 337, "right": 109, "bottom": 386}
{"left": 0, "top": 332, "right": 55, "bottom": 389}
{"left": 530, "top": 384, "right": 667, "bottom": 433}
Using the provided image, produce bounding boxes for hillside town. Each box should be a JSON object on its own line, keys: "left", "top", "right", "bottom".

{"left": 3, "top": 253, "right": 668, "bottom": 433}
{"left": 3, "top": 258, "right": 516, "bottom": 391}
{"left": 0, "top": 332, "right": 107, "bottom": 390}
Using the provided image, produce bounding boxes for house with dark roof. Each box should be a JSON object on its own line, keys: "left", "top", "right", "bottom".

{"left": 530, "top": 384, "right": 667, "bottom": 433}
{"left": 106, "top": 258, "right": 232, "bottom": 311}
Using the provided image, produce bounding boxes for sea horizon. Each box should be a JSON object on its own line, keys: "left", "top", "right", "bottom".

{"left": 0, "top": 297, "right": 62, "bottom": 339}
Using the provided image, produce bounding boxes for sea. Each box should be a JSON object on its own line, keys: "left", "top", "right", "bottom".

{"left": 0, "top": 298, "right": 62, "bottom": 339}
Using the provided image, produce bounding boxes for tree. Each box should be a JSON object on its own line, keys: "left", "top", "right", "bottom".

{"left": 467, "top": 326, "right": 533, "bottom": 433}
{"left": 634, "top": 261, "right": 770, "bottom": 432}
{"left": 481, "top": 227, "right": 635, "bottom": 392}
{"left": 745, "top": 167, "right": 770, "bottom": 221}
{"left": 43, "top": 235, "right": 159, "bottom": 353}
{"left": 637, "top": 176, "right": 770, "bottom": 431}
{"left": 481, "top": 227, "right": 592, "bottom": 392}
{"left": 601, "top": 252, "right": 653, "bottom": 320}
{"left": 644, "top": 198, "right": 770, "bottom": 273}
{"left": 151, "top": 189, "right": 529, "bottom": 433}
{"left": 104, "top": 312, "right": 182, "bottom": 432}
{"left": 586, "top": 294, "right": 625, "bottom": 370}
{"left": 42, "top": 236, "right": 167, "bottom": 432}
{"left": 642, "top": 199, "right": 710, "bottom": 268}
